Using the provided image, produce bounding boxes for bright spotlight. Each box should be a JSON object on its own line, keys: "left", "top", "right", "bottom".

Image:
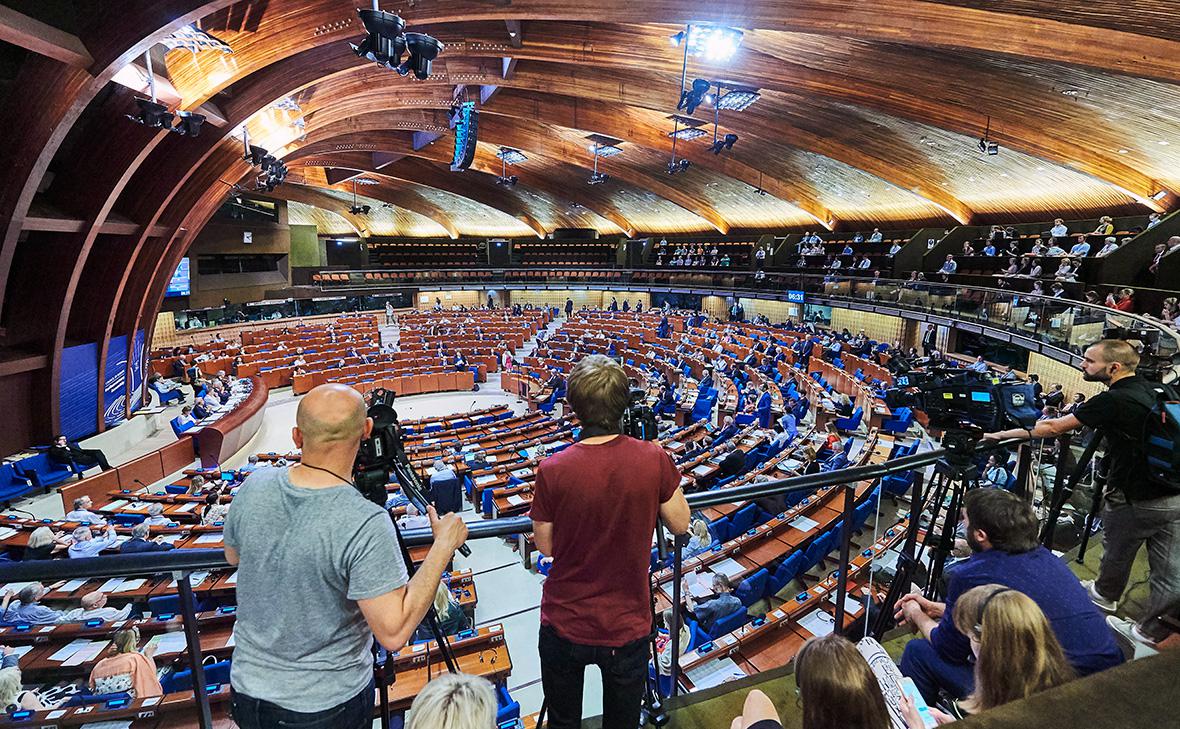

{"left": 686, "top": 25, "right": 744, "bottom": 62}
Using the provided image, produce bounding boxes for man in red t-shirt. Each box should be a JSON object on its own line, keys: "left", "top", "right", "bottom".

{"left": 530, "top": 355, "right": 690, "bottom": 729}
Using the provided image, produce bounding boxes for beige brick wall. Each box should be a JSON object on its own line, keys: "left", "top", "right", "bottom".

{"left": 507, "top": 289, "right": 602, "bottom": 310}
{"left": 738, "top": 298, "right": 802, "bottom": 323}
{"left": 416, "top": 290, "right": 484, "bottom": 309}
{"left": 831, "top": 309, "right": 906, "bottom": 344}
{"left": 701, "top": 295, "right": 729, "bottom": 319}
{"left": 1027, "top": 352, "right": 1104, "bottom": 402}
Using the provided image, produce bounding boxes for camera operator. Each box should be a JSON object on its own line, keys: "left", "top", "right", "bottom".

{"left": 529, "top": 355, "right": 690, "bottom": 728}
{"left": 224, "top": 384, "right": 468, "bottom": 729}
{"left": 984, "top": 339, "right": 1180, "bottom": 645}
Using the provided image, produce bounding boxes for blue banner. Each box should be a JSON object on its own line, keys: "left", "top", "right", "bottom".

{"left": 129, "top": 329, "right": 146, "bottom": 416}
{"left": 60, "top": 343, "right": 99, "bottom": 440}
{"left": 103, "top": 335, "right": 128, "bottom": 427}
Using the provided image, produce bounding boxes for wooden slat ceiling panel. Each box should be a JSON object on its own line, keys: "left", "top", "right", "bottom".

{"left": 925, "top": 1, "right": 1180, "bottom": 42}
{"left": 286, "top": 199, "right": 362, "bottom": 236}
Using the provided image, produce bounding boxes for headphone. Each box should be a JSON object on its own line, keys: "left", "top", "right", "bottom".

{"left": 972, "top": 587, "right": 1015, "bottom": 636}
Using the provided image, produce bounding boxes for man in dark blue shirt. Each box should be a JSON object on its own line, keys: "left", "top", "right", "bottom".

{"left": 896, "top": 489, "right": 1122, "bottom": 703}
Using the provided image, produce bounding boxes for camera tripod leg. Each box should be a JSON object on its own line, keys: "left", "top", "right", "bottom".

{"left": 871, "top": 472, "right": 925, "bottom": 639}
{"left": 1040, "top": 434, "right": 1102, "bottom": 550}
{"left": 926, "top": 474, "right": 968, "bottom": 601}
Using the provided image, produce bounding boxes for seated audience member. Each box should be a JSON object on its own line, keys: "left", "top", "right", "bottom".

{"left": 65, "top": 496, "right": 107, "bottom": 526}
{"left": 1104, "top": 287, "right": 1135, "bottom": 312}
{"left": 981, "top": 455, "right": 1009, "bottom": 489}
{"left": 1069, "top": 237, "right": 1091, "bottom": 256}
{"left": 895, "top": 489, "right": 1121, "bottom": 704}
{"left": 88, "top": 627, "right": 163, "bottom": 699}
{"left": 1, "top": 584, "right": 67, "bottom": 625}
{"left": 48, "top": 434, "right": 113, "bottom": 473}
{"left": 0, "top": 647, "right": 50, "bottom": 711}
{"left": 1096, "top": 237, "right": 1119, "bottom": 257}
{"left": 144, "top": 503, "right": 172, "bottom": 526}
{"left": 684, "top": 573, "right": 742, "bottom": 632}
{"left": 120, "top": 522, "right": 176, "bottom": 553}
{"left": 430, "top": 459, "right": 457, "bottom": 487}
{"left": 412, "top": 582, "right": 469, "bottom": 642}
{"left": 405, "top": 672, "right": 496, "bottom": 729}
{"left": 397, "top": 502, "right": 431, "bottom": 531}
{"left": 175, "top": 405, "right": 197, "bottom": 430}
{"left": 62, "top": 591, "right": 133, "bottom": 622}
{"left": 684, "top": 519, "right": 715, "bottom": 558}
{"left": 187, "top": 474, "right": 208, "bottom": 495}
{"left": 1049, "top": 218, "right": 1068, "bottom": 238}
{"left": 943, "top": 584, "right": 1075, "bottom": 719}
{"left": 966, "top": 355, "right": 989, "bottom": 373}
{"left": 655, "top": 608, "right": 691, "bottom": 678}
{"left": 718, "top": 441, "right": 746, "bottom": 478}
{"left": 68, "top": 524, "right": 119, "bottom": 559}
{"left": 1062, "top": 392, "right": 1086, "bottom": 415}
{"left": 239, "top": 454, "right": 262, "bottom": 474}
{"left": 1091, "top": 215, "right": 1115, "bottom": 235}
{"left": 192, "top": 399, "right": 211, "bottom": 420}
{"left": 23, "top": 526, "right": 68, "bottom": 560}
{"left": 201, "top": 490, "right": 230, "bottom": 526}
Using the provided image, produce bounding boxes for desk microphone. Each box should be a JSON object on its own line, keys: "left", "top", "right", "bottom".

{"left": 7, "top": 508, "right": 35, "bottom": 519}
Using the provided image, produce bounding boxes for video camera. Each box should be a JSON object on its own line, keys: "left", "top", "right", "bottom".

{"left": 883, "top": 368, "right": 1040, "bottom": 433}
{"left": 353, "top": 388, "right": 405, "bottom": 507}
{"left": 621, "top": 387, "right": 659, "bottom": 441}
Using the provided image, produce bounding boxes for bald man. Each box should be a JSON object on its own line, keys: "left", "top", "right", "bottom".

{"left": 225, "top": 384, "right": 468, "bottom": 729}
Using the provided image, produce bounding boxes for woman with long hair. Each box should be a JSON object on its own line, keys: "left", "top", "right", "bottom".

{"left": 407, "top": 673, "right": 495, "bottom": 729}
{"left": 88, "top": 627, "right": 164, "bottom": 698}
{"left": 949, "top": 584, "right": 1075, "bottom": 716}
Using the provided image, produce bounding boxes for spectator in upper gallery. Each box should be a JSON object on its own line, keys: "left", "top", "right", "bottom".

{"left": 889, "top": 240, "right": 902, "bottom": 255}
{"left": 1158, "top": 297, "right": 1180, "bottom": 327}
{"left": 1049, "top": 282, "right": 1067, "bottom": 298}
{"left": 1096, "top": 237, "right": 1120, "bottom": 257}
{"left": 962, "top": 241, "right": 976, "bottom": 256}
{"left": 1054, "top": 258, "right": 1078, "bottom": 281}
{"left": 1062, "top": 392, "right": 1087, "bottom": 416}
{"left": 1050, "top": 218, "right": 1069, "bottom": 238}
{"left": 1046, "top": 239, "right": 1068, "bottom": 256}
{"left": 1026, "top": 258, "right": 1043, "bottom": 278}
{"left": 842, "top": 243, "right": 854, "bottom": 255}
{"left": 867, "top": 228, "right": 883, "bottom": 243}
{"left": 1069, "top": 236, "right": 1091, "bottom": 256}
{"left": 1029, "top": 239, "right": 1047, "bottom": 257}
{"left": 1104, "top": 287, "right": 1135, "bottom": 312}
{"left": 1091, "top": 216, "right": 1115, "bottom": 236}
{"left": 1148, "top": 242, "right": 1168, "bottom": 274}
{"left": 982, "top": 240, "right": 997, "bottom": 256}
{"left": 1147, "top": 211, "right": 1162, "bottom": 229}
{"left": 1043, "top": 383, "right": 1065, "bottom": 409}
{"left": 939, "top": 254, "right": 958, "bottom": 276}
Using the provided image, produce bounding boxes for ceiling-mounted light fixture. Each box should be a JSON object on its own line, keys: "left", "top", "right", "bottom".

{"left": 496, "top": 147, "right": 524, "bottom": 186}
{"left": 714, "top": 87, "right": 761, "bottom": 111}
{"left": 978, "top": 116, "right": 999, "bottom": 156}
{"left": 348, "top": 179, "right": 371, "bottom": 215}
{"left": 671, "top": 25, "right": 744, "bottom": 62}
{"left": 666, "top": 158, "right": 692, "bottom": 174}
{"left": 678, "top": 78, "right": 713, "bottom": 115}
{"left": 351, "top": 3, "right": 443, "bottom": 80}
{"left": 125, "top": 50, "right": 205, "bottom": 136}
{"left": 709, "top": 133, "right": 738, "bottom": 154}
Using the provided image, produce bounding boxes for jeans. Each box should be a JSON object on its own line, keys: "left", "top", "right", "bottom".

{"left": 539, "top": 624, "right": 650, "bottom": 729}
{"left": 231, "top": 678, "right": 374, "bottom": 729}
{"left": 898, "top": 638, "right": 975, "bottom": 705}
{"left": 1095, "top": 492, "right": 1180, "bottom": 641}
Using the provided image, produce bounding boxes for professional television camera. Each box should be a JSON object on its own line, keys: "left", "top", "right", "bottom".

{"left": 621, "top": 386, "right": 658, "bottom": 440}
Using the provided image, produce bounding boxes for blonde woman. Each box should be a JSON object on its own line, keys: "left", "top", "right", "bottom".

{"left": 412, "top": 582, "right": 469, "bottom": 643}
{"left": 0, "top": 646, "right": 48, "bottom": 711}
{"left": 948, "top": 584, "right": 1075, "bottom": 717}
{"left": 684, "top": 519, "right": 713, "bottom": 558}
{"left": 24, "top": 526, "right": 67, "bottom": 560}
{"left": 406, "top": 672, "right": 496, "bottom": 729}
{"left": 87, "top": 627, "right": 164, "bottom": 698}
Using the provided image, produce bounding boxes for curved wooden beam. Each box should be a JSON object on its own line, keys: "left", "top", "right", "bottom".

{"left": 261, "top": 185, "right": 370, "bottom": 238}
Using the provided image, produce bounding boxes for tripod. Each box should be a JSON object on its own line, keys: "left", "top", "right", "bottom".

{"left": 373, "top": 457, "right": 463, "bottom": 729}
{"left": 1039, "top": 430, "right": 1105, "bottom": 558}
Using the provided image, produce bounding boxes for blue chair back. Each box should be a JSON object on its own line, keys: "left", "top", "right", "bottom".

{"left": 801, "top": 530, "right": 835, "bottom": 571}
{"left": 148, "top": 595, "right": 181, "bottom": 615}
{"left": 768, "top": 553, "right": 805, "bottom": 596}
{"left": 163, "top": 659, "right": 232, "bottom": 694}
{"left": 165, "top": 483, "right": 188, "bottom": 495}
{"left": 15, "top": 454, "right": 76, "bottom": 490}
{"left": 63, "top": 691, "right": 132, "bottom": 707}
{"left": 708, "top": 607, "right": 749, "bottom": 638}
{"left": 735, "top": 568, "right": 769, "bottom": 606}
{"left": 112, "top": 513, "right": 145, "bottom": 527}
{"left": 496, "top": 684, "right": 521, "bottom": 723}
{"left": 729, "top": 503, "right": 759, "bottom": 535}
{"left": 0, "top": 464, "right": 31, "bottom": 503}
{"left": 707, "top": 516, "right": 733, "bottom": 543}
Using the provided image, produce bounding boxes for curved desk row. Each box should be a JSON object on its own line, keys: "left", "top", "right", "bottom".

{"left": 59, "top": 377, "right": 269, "bottom": 510}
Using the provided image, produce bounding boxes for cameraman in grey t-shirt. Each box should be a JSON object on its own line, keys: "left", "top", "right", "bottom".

{"left": 225, "top": 384, "right": 468, "bottom": 729}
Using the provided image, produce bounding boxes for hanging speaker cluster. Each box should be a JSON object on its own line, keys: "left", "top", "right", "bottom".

{"left": 450, "top": 101, "right": 479, "bottom": 171}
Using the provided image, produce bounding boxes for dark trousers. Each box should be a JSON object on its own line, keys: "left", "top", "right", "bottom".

{"left": 73, "top": 449, "right": 112, "bottom": 471}
{"left": 231, "top": 679, "right": 374, "bottom": 729}
{"left": 899, "top": 637, "right": 974, "bottom": 705}
{"left": 539, "top": 624, "right": 649, "bottom": 729}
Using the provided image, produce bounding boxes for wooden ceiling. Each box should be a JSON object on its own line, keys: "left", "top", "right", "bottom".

{"left": 0, "top": 0, "right": 1179, "bottom": 437}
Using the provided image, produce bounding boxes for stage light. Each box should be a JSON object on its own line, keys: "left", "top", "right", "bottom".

{"left": 978, "top": 138, "right": 999, "bottom": 155}
{"left": 496, "top": 175, "right": 519, "bottom": 187}
{"left": 349, "top": 204, "right": 372, "bottom": 215}
{"left": 666, "top": 158, "right": 692, "bottom": 174}
{"left": 709, "top": 133, "right": 738, "bottom": 154}
{"left": 588, "top": 172, "right": 610, "bottom": 185}
{"left": 170, "top": 110, "right": 206, "bottom": 137}
{"left": 686, "top": 25, "right": 744, "bottom": 61}
{"left": 397, "top": 33, "right": 444, "bottom": 80}
{"left": 246, "top": 145, "right": 268, "bottom": 166}
{"left": 715, "top": 88, "right": 760, "bottom": 111}
{"left": 126, "top": 97, "right": 173, "bottom": 129}
{"left": 497, "top": 148, "right": 528, "bottom": 165}
{"left": 669, "top": 30, "right": 686, "bottom": 47}
{"left": 678, "top": 78, "right": 712, "bottom": 115}
{"left": 668, "top": 127, "right": 708, "bottom": 141}
{"left": 352, "top": 9, "right": 407, "bottom": 67}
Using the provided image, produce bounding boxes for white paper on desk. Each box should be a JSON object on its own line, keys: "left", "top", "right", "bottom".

{"left": 461, "top": 443, "right": 479, "bottom": 452}
{"left": 688, "top": 579, "right": 713, "bottom": 599}
{"left": 149, "top": 632, "right": 190, "bottom": 655}
{"left": 168, "top": 570, "right": 209, "bottom": 588}
{"left": 511, "top": 468, "right": 532, "bottom": 478}
{"left": 691, "top": 465, "right": 712, "bottom": 477}
{"left": 0, "top": 526, "right": 18, "bottom": 540}
{"left": 60, "top": 578, "right": 88, "bottom": 593}
{"left": 112, "top": 535, "right": 130, "bottom": 546}
{"left": 709, "top": 557, "right": 746, "bottom": 580}
{"left": 227, "top": 571, "right": 238, "bottom": 585}
{"left": 49, "top": 638, "right": 93, "bottom": 662}
{"left": 827, "top": 592, "right": 863, "bottom": 616}
{"left": 684, "top": 656, "right": 746, "bottom": 690}
{"left": 97, "top": 578, "right": 124, "bottom": 593}
{"left": 506, "top": 495, "right": 527, "bottom": 506}
{"left": 102, "top": 500, "right": 129, "bottom": 511}
{"left": 158, "top": 535, "right": 182, "bottom": 544}
{"left": 485, "top": 454, "right": 498, "bottom": 462}
{"left": 194, "top": 534, "right": 223, "bottom": 544}
{"left": 789, "top": 515, "right": 820, "bottom": 532}
{"left": 11, "top": 645, "right": 33, "bottom": 658}
{"left": 225, "top": 629, "right": 236, "bottom": 648}
{"left": 112, "top": 579, "right": 145, "bottom": 593}
{"left": 45, "top": 710, "right": 66, "bottom": 720}
{"left": 798, "top": 610, "right": 837, "bottom": 638}
{"left": 666, "top": 440, "right": 683, "bottom": 448}
{"left": 475, "top": 475, "right": 496, "bottom": 485}
{"left": 175, "top": 503, "right": 198, "bottom": 513}
{"left": 63, "top": 640, "right": 109, "bottom": 667}
{"left": 79, "top": 721, "right": 134, "bottom": 729}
